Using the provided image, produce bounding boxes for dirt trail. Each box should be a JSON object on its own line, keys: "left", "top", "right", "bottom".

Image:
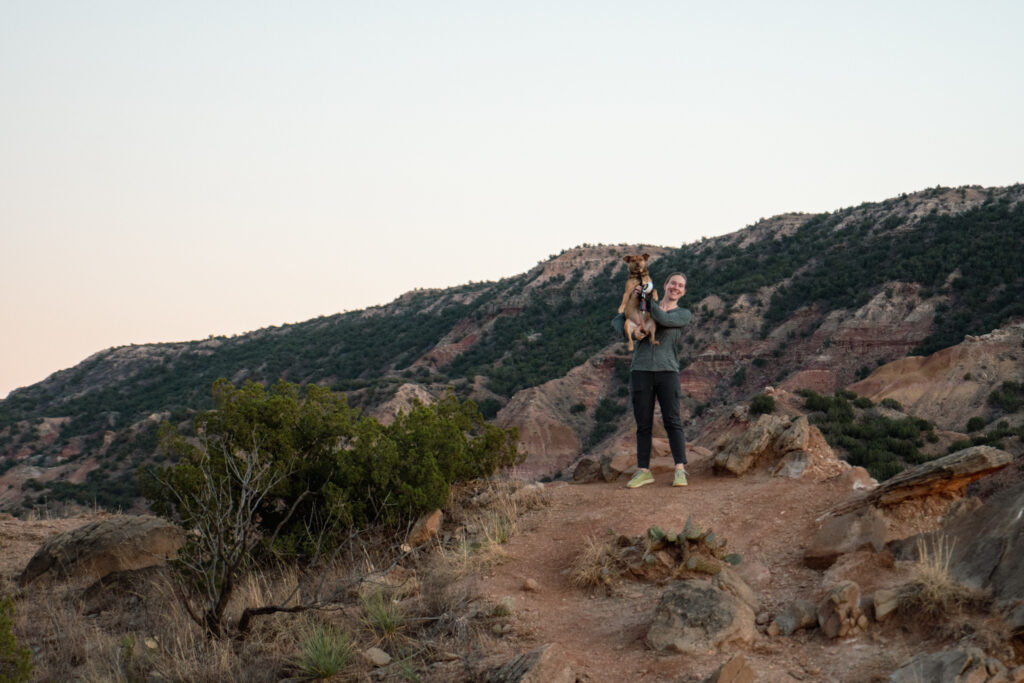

{"left": 476, "top": 454, "right": 919, "bottom": 682}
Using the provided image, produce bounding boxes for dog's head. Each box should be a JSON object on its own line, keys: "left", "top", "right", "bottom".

{"left": 623, "top": 253, "right": 650, "bottom": 277}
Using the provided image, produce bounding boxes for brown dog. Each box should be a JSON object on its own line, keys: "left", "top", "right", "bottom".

{"left": 618, "top": 253, "right": 658, "bottom": 351}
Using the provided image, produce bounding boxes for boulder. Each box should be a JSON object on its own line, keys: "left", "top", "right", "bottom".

{"left": 889, "top": 647, "right": 990, "bottom": 683}
{"left": 488, "top": 643, "right": 574, "bottom": 683}
{"left": 646, "top": 580, "right": 755, "bottom": 654}
{"left": 804, "top": 508, "right": 888, "bottom": 569}
{"left": 19, "top": 515, "right": 184, "bottom": 586}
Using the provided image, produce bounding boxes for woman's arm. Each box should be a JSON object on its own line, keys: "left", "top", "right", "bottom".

{"left": 649, "top": 301, "right": 692, "bottom": 328}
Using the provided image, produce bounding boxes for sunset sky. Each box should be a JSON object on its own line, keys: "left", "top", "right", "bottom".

{"left": 2, "top": 1, "right": 1022, "bottom": 398}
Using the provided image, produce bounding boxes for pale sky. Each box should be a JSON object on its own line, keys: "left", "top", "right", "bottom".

{"left": 2, "top": 1, "right": 1022, "bottom": 398}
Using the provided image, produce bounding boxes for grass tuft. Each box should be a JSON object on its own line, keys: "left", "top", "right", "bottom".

{"left": 569, "top": 535, "right": 623, "bottom": 589}
{"left": 293, "top": 625, "right": 353, "bottom": 680}
{"left": 899, "top": 535, "right": 987, "bottom": 622}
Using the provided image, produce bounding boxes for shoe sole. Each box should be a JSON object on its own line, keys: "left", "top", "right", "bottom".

{"left": 627, "top": 478, "right": 654, "bottom": 489}
{"left": 672, "top": 481, "right": 688, "bottom": 487}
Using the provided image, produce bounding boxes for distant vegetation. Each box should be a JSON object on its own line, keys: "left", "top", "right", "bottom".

{"left": 798, "top": 389, "right": 938, "bottom": 480}
{"left": 658, "top": 195, "right": 1024, "bottom": 355}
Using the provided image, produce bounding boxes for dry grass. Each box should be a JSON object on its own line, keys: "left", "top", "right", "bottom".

{"left": 2, "top": 476, "right": 547, "bottom": 681}
{"left": 569, "top": 534, "right": 623, "bottom": 589}
{"left": 899, "top": 535, "right": 988, "bottom": 623}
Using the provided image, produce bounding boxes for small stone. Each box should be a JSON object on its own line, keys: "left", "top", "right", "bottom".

{"left": 144, "top": 637, "right": 158, "bottom": 650}
{"left": 857, "top": 615, "right": 869, "bottom": 630}
{"left": 765, "top": 621, "right": 781, "bottom": 637}
{"left": 872, "top": 588, "right": 900, "bottom": 622}
{"left": 364, "top": 647, "right": 392, "bottom": 667}
{"left": 523, "top": 578, "right": 540, "bottom": 592}
{"left": 755, "top": 612, "right": 771, "bottom": 625}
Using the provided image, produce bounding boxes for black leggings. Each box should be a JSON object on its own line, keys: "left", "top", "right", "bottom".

{"left": 631, "top": 370, "right": 687, "bottom": 469}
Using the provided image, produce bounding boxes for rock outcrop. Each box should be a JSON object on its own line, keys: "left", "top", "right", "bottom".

{"left": 712, "top": 414, "right": 843, "bottom": 479}
{"left": 831, "top": 445, "right": 1012, "bottom": 515}
{"left": 370, "top": 383, "right": 436, "bottom": 425}
{"left": 19, "top": 515, "right": 184, "bottom": 586}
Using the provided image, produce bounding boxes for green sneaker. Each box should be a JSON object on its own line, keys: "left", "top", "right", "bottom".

{"left": 626, "top": 469, "right": 654, "bottom": 488}
{"left": 672, "top": 468, "right": 688, "bottom": 487}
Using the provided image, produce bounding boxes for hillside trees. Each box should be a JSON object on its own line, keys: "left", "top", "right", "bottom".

{"left": 141, "top": 379, "right": 522, "bottom": 637}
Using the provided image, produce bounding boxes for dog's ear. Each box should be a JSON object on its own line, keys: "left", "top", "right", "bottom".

{"left": 623, "top": 255, "right": 630, "bottom": 263}
{"left": 641, "top": 253, "right": 650, "bottom": 261}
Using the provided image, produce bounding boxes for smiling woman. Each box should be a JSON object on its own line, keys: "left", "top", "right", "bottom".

{"left": 611, "top": 272, "right": 693, "bottom": 489}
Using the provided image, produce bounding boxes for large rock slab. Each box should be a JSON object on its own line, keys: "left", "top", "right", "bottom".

{"left": 892, "top": 478, "right": 1024, "bottom": 633}
{"left": 19, "top": 514, "right": 184, "bottom": 586}
{"left": 646, "top": 580, "right": 755, "bottom": 654}
{"left": 832, "top": 445, "right": 1012, "bottom": 515}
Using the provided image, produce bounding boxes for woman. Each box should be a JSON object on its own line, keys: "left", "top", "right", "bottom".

{"left": 611, "top": 272, "right": 692, "bottom": 488}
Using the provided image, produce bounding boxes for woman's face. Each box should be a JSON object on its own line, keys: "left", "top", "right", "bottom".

{"left": 664, "top": 275, "right": 687, "bottom": 301}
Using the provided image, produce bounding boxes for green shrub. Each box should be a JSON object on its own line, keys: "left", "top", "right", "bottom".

{"left": 569, "top": 403, "right": 586, "bottom": 414}
{"left": 881, "top": 398, "right": 903, "bottom": 411}
{"left": 475, "top": 397, "right": 503, "bottom": 420}
{"left": 142, "top": 380, "right": 522, "bottom": 558}
{"left": 749, "top": 393, "right": 775, "bottom": 415}
{"left": 0, "top": 598, "right": 32, "bottom": 683}
{"left": 966, "top": 416, "right": 986, "bottom": 433}
{"left": 988, "top": 381, "right": 1024, "bottom": 414}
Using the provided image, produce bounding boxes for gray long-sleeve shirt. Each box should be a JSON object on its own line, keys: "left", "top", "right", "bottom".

{"left": 611, "top": 300, "right": 692, "bottom": 372}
